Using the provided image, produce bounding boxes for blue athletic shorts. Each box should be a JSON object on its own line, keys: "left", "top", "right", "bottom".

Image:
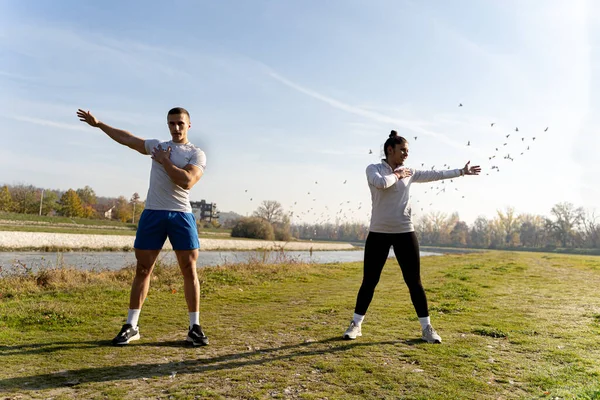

{"left": 134, "top": 210, "right": 200, "bottom": 251}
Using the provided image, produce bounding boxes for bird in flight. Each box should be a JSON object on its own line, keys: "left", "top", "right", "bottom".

{"left": 515, "top": 127, "right": 519, "bottom": 132}
{"left": 369, "top": 149, "right": 373, "bottom": 154}
{"left": 491, "top": 123, "right": 495, "bottom": 127}
{"left": 459, "top": 103, "right": 463, "bottom": 107}
{"left": 544, "top": 127, "right": 549, "bottom": 132}
{"left": 467, "top": 141, "right": 470, "bottom": 146}
{"left": 506, "top": 134, "right": 510, "bottom": 138}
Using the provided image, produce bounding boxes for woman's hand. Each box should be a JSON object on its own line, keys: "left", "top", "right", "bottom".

{"left": 394, "top": 168, "right": 413, "bottom": 179}
{"left": 462, "top": 161, "right": 481, "bottom": 175}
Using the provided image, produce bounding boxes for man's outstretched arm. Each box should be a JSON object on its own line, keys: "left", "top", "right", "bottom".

{"left": 76, "top": 109, "right": 146, "bottom": 155}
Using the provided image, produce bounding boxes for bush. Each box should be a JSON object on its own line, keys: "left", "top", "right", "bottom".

{"left": 231, "top": 217, "right": 274, "bottom": 240}
{"left": 274, "top": 225, "right": 292, "bottom": 241}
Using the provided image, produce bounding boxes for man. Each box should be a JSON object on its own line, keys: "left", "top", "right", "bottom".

{"left": 77, "top": 107, "right": 208, "bottom": 346}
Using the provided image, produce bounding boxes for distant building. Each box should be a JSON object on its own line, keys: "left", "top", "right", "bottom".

{"left": 104, "top": 206, "right": 115, "bottom": 219}
{"left": 190, "top": 200, "right": 219, "bottom": 223}
{"left": 93, "top": 204, "right": 115, "bottom": 220}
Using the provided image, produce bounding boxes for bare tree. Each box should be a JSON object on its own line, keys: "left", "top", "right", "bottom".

{"left": 518, "top": 214, "right": 547, "bottom": 248}
{"left": 550, "top": 202, "right": 584, "bottom": 247}
{"left": 450, "top": 221, "right": 469, "bottom": 246}
{"left": 130, "top": 192, "right": 140, "bottom": 223}
{"left": 253, "top": 200, "right": 284, "bottom": 224}
{"left": 496, "top": 206, "right": 521, "bottom": 245}
{"left": 470, "top": 216, "right": 491, "bottom": 248}
{"left": 580, "top": 209, "right": 600, "bottom": 248}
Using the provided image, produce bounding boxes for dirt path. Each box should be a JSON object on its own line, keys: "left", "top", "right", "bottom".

{"left": 0, "top": 231, "right": 355, "bottom": 251}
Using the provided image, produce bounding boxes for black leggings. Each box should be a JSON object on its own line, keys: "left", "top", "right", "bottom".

{"left": 354, "top": 231, "right": 429, "bottom": 317}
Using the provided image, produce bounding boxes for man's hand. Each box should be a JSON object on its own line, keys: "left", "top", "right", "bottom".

{"left": 77, "top": 109, "right": 100, "bottom": 127}
{"left": 151, "top": 145, "right": 172, "bottom": 165}
{"left": 463, "top": 161, "right": 481, "bottom": 176}
{"left": 394, "top": 168, "right": 413, "bottom": 180}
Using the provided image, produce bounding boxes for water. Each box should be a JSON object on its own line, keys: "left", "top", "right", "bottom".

{"left": 0, "top": 249, "right": 442, "bottom": 273}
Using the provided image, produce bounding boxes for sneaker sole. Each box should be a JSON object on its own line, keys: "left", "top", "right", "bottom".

{"left": 113, "top": 333, "right": 140, "bottom": 345}
{"left": 343, "top": 333, "right": 362, "bottom": 340}
{"left": 186, "top": 336, "right": 209, "bottom": 346}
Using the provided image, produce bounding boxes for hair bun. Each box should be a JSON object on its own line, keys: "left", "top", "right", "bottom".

{"left": 389, "top": 130, "right": 398, "bottom": 138}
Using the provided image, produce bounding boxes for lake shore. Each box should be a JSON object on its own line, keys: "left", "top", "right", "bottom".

{"left": 0, "top": 231, "right": 356, "bottom": 252}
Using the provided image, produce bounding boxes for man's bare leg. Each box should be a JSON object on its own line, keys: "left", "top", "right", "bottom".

{"left": 175, "top": 249, "right": 208, "bottom": 345}
{"left": 175, "top": 249, "right": 200, "bottom": 312}
{"left": 129, "top": 248, "right": 162, "bottom": 309}
{"left": 112, "top": 248, "right": 161, "bottom": 345}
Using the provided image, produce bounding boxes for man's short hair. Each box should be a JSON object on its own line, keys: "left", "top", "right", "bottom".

{"left": 168, "top": 107, "right": 190, "bottom": 119}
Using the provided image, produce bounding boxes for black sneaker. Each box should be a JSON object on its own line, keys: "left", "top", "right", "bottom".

{"left": 112, "top": 324, "right": 140, "bottom": 345}
{"left": 186, "top": 324, "right": 209, "bottom": 346}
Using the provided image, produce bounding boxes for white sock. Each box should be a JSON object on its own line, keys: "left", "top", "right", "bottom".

{"left": 189, "top": 312, "right": 200, "bottom": 328}
{"left": 353, "top": 313, "right": 365, "bottom": 326}
{"left": 127, "top": 309, "right": 141, "bottom": 328}
{"left": 418, "top": 316, "right": 431, "bottom": 330}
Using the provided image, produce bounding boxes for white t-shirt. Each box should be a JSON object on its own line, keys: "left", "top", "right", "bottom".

{"left": 144, "top": 139, "right": 206, "bottom": 213}
{"left": 367, "top": 160, "right": 462, "bottom": 233}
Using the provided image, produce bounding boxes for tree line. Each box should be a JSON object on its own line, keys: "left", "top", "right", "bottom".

{"left": 2, "top": 184, "right": 598, "bottom": 252}
{"left": 0, "top": 184, "right": 144, "bottom": 223}
{"left": 234, "top": 200, "right": 599, "bottom": 252}
{"left": 413, "top": 204, "right": 599, "bottom": 251}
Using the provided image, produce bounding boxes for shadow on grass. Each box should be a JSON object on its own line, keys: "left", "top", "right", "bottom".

{"left": 1, "top": 341, "right": 111, "bottom": 356}
{"left": 0, "top": 339, "right": 201, "bottom": 356}
{"left": 0, "top": 337, "right": 405, "bottom": 391}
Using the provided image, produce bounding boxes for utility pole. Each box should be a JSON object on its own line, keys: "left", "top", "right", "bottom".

{"left": 39, "top": 189, "right": 44, "bottom": 216}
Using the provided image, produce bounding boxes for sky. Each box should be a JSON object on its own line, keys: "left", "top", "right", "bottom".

{"left": 1, "top": 0, "right": 599, "bottom": 226}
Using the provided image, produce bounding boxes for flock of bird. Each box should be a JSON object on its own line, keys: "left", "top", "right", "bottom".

{"left": 240, "top": 102, "right": 549, "bottom": 227}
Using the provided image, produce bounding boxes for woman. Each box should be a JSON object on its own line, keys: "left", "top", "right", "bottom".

{"left": 343, "top": 130, "right": 481, "bottom": 343}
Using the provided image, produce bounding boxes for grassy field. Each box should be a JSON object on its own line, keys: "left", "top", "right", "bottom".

{"left": 0, "top": 211, "right": 233, "bottom": 235}
{"left": 1, "top": 251, "right": 599, "bottom": 399}
{"left": 0, "top": 225, "right": 235, "bottom": 239}
{"left": 0, "top": 212, "right": 138, "bottom": 228}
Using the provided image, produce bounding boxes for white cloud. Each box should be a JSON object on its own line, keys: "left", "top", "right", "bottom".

{"left": 264, "top": 68, "right": 488, "bottom": 158}
{"left": 10, "top": 116, "right": 91, "bottom": 133}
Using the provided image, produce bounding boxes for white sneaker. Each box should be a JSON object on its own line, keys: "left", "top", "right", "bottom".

{"left": 343, "top": 320, "right": 362, "bottom": 340}
{"left": 421, "top": 324, "right": 442, "bottom": 344}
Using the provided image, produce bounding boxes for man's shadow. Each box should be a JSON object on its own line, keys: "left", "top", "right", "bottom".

{"left": 0, "top": 337, "right": 415, "bottom": 391}
{"left": 0, "top": 339, "right": 196, "bottom": 357}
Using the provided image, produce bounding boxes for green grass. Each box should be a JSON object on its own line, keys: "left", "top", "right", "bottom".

{"left": 0, "top": 211, "right": 137, "bottom": 228}
{"left": 0, "top": 225, "right": 138, "bottom": 236}
{"left": 1, "top": 251, "right": 600, "bottom": 399}
{"left": 0, "top": 224, "right": 234, "bottom": 239}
